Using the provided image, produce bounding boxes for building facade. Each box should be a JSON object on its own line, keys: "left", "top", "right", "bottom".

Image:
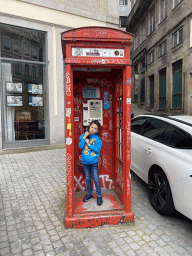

{"left": 127, "top": 0, "right": 192, "bottom": 115}
{"left": 0, "top": 0, "right": 130, "bottom": 149}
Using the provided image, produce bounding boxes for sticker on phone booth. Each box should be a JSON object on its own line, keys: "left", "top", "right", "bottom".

{"left": 103, "top": 91, "right": 109, "bottom": 110}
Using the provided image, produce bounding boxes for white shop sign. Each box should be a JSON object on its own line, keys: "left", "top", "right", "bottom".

{"left": 72, "top": 48, "right": 124, "bottom": 57}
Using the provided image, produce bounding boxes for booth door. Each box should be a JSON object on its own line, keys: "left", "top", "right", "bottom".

{"left": 114, "top": 75, "right": 124, "bottom": 202}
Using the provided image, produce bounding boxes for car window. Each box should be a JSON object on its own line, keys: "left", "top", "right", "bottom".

{"left": 157, "top": 127, "right": 173, "bottom": 145}
{"left": 167, "top": 127, "right": 192, "bottom": 149}
{"left": 131, "top": 117, "right": 150, "bottom": 134}
{"left": 139, "top": 118, "right": 169, "bottom": 140}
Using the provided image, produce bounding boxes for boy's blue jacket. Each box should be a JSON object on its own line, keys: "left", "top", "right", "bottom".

{"left": 79, "top": 133, "right": 102, "bottom": 165}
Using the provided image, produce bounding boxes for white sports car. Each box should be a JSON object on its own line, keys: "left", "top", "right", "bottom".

{"left": 131, "top": 114, "right": 192, "bottom": 220}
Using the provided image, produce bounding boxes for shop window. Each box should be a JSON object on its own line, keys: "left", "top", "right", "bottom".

{"left": 159, "top": 40, "right": 167, "bottom": 57}
{"left": 140, "top": 59, "right": 145, "bottom": 103}
{"left": 3, "top": 63, "right": 45, "bottom": 142}
{"left": 172, "top": 60, "right": 182, "bottom": 108}
{"left": 159, "top": 68, "right": 166, "bottom": 109}
{"left": 149, "top": 75, "right": 154, "bottom": 107}
{"left": 0, "top": 23, "right": 47, "bottom": 147}
{"left": 172, "top": 27, "right": 183, "bottom": 48}
{"left": 134, "top": 64, "right": 138, "bottom": 102}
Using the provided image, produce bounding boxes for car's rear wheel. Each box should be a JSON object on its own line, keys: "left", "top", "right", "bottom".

{"left": 148, "top": 168, "right": 175, "bottom": 215}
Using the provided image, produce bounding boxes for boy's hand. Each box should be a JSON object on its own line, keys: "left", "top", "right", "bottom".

{"left": 84, "top": 131, "right": 89, "bottom": 139}
{"left": 85, "top": 139, "right": 90, "bottom": 146}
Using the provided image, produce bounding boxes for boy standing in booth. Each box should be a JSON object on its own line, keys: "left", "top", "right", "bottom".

{"left": 79, "top": 120, "right": 103, "bottom": 205}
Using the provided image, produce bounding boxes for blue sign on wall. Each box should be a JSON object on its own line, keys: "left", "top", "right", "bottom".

{"left": 103, "top": 91, "right": 109, "bottom": 110}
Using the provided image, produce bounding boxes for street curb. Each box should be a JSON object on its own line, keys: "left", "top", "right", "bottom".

{"left": 0, "top": 143, "right": 66, "bottom": 155}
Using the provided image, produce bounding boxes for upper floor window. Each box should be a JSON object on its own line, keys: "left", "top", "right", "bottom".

{"left": 119, "top": 16, "right": 127, "bottom": 28}
{"left": 13, "top": 40, "right": 22, "bottom": 55}
{"left": 173, "top": 0, "right": 182, "bottom": 9}
{"left": 150, "top": 6, "right": 155, "bottom": 34}
{"left": 3, "top": 36, "right": 11, "bottom": 51}
{"left": 160, "top": 0, "right": 167, "bottom": 22}
{"left": 140, "top": 21, "right": 146, "bottom": 43}
{"left": 148, "top": 50, "right": 155, "bottom": 64}
{"left": 24, "top": 45, "right": 31, "bottom": 58}
{"left": 119, "top": 0, "right": 127, "bottom": 5}
{"left": 172, "top": 27, "right": 183, "bottom": 48}
{"left": 134, "top": 32, "right": 139, "bottom": 50}
{"left": 32, "top": 47, "right": 38, "bottom": 60}
{"left": 159, "top": 40, "right": 167, "bottom": 57}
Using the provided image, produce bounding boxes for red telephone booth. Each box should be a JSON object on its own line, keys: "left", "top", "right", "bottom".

{"left": 62, "top": 27, "right": 134, "bottom": 228}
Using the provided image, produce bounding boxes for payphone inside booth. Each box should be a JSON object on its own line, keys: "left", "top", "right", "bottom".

{"left": 62, "top": 27, "right": 134, "bottom": 228}
{"left": 83, "top": 99, "right": 103, "bottom": 126}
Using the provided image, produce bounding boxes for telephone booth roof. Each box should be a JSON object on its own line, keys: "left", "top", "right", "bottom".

{"left": 61, "top": 26, "right": 133, "bottom": 41}
{"left": 61, "top": 26, "right": 133, "bottom": 63}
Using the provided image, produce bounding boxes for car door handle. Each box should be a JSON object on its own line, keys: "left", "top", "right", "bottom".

{"left": 145, "top": 148, "right": 152, "bottom": 153}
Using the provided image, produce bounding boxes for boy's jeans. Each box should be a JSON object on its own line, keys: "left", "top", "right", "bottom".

{"left": 83, "top": 162, "right": 101, "bottom": 197}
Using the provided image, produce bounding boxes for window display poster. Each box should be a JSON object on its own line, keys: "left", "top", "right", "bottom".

{"left": 29, "top": 96, "right": 43, "bottom": 106}
{"left": 28, "top": 84, "right": 43, "bottom": 94}
{"left": 6, "top": 82, "right": 22, "bottom": 93}
{"left": 7, "top": 96, "right": 23, "bottom": 107}
{"left": 16, "top": 111, "right": 31, "bottom": 121}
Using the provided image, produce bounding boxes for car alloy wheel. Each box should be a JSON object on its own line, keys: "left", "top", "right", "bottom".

{"left": 148, "top": 168, "right": 175, "bottom": 215}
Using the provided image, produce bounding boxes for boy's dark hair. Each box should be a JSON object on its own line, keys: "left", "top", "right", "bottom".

{"left": 90, "top": 120, "right": 101, "bottom": 131}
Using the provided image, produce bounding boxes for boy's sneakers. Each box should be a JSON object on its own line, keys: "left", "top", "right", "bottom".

{"left": 97, "top": 196, "right": 103, "bottom": 205}
{"left": 83, "top": 194, "right": 103, "bottom": 205}
{"left": 83, "top": 194, "right": 93, "bottom": 202}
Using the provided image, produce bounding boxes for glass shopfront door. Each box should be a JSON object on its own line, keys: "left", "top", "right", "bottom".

{"left": 0, "top": 23, "right": 48, "bottom": 148}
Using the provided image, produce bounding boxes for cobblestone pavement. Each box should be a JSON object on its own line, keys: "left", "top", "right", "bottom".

{"left": 0, "top": 149, "right": 192, "bottom": 256}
